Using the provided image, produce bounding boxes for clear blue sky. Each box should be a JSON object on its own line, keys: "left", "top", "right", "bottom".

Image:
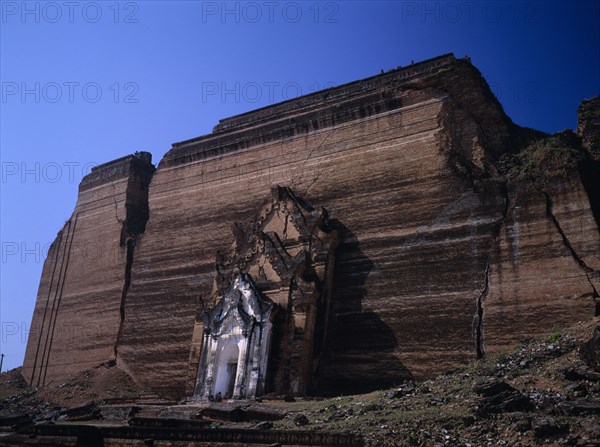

{"left": 1, "top": 1, "right": 599, "bottom": 372}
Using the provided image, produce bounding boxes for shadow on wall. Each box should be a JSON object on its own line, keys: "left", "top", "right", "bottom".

{"left": 579, "top": 159, "right": 600, "bottom": 316}
{"left": 579, "top": 160, "right": 600, "bottom": 235}
{"left": 314, "top": 221, "right": 413, "bottom": 395}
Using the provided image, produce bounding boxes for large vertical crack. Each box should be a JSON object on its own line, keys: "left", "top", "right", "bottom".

{"left": 475, "top": 184, "right": 509, "bottom": 359}
{"left": 475, "top": 256, "right": 491, "bottom": 359}
{"left": 111, "top": 181, "right": 125, "bottom": 225}
{"left": 114, "top": 236, "right": 136, "bottom": 360}
{"left": 544, "top": 190, "right": 600, "bottom": 313}
{"left": 112, "top": 153, "right": 155, "bottom": 360}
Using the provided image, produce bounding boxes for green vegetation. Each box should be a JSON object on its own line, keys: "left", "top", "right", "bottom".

{"left": 547, "top": 325, "right": 562, "bottom": 344}
{"left": 499, "top": 131, "right": 588, "bottom": 189}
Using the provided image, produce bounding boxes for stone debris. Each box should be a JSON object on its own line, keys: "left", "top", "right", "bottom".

{"left": 558, "top": 400, "right": 600, "bottom": 416}
{"left": 57, "top": 401, "right": 101, "bottom": 421}
{"left": 532, "top": 417, "right": 569, "bottom": 439}
{"left": 293, "top": 414, "right": 309, "bottom": 426}
{"left": 255, "top": 420, "right": 273, "bottom": 430}
{"left": 580, "top": 324, "right": 600, "bottom": 373}
{"left": 5, "top": 320, "right": 600, "bottom": 446}
{"left": 473, "top": 379, "right": 514, "bottom": 397}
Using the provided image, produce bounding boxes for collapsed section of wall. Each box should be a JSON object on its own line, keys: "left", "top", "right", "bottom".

{"left": 22, "top": 153, "right": 155, "bottom": 387}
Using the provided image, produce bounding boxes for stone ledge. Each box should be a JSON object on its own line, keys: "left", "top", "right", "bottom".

{"left": 79, "top": 151, "right": 154, "bottom": 193}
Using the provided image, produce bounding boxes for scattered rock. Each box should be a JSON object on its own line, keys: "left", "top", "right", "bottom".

{"left": 580, "top": 324, "right": 600, "bottom": 373}
{"left": 558, "top": 400, "right": 600, "bottom": 416}
{"left": 59, "top": 401, "right": 101, "bottom": 421}
{"left": 580, "top": 418, "right": 600, "bottom": 437}
{"left": 3, "top": 319, "right": 600, "bottom": 447}
{"left": 513, "top": 418, "right": 531, "bottom": 433}
{"left": 426, "top": 396, "right": 446, "bottom": 406}
{"left": 477, "top": 389, "right": 533, "bottom": 416}
{"left": 293, "top": 414, "right": 309, "bottom": 426}
{"left": 473, "top": 380, "right": 533, "bottom": 416}
{"left": 532, "top": 417, "right": 569, "bottom": 438}
{"left": 462, "top": 415, "right": 475, "bottom": 427}
{"left": 384, "top": 382, "right": 416, "bottom": 399}
{"left": 419, "top": 385, "right": 431, "bottom": 394}
{"left": 327, "top": 410, "right": 345, "bottom": 421}
{"left": 473, "top": 379, "right": 514, "bottom": 397}
{"left": 256, "top": 421, "right": 273, "bottom": 430}
{"left": 529, "top": 389, "right": 566, "bottom": 412}
{"left": 384, "top": 390, "right": 402, "bottom": 399}
{"left": 562, "top": 367, "right": 600, "bottom": 382}
{"left": 566, "top": 383, "right": 588, "bottom": 398}
{"left": 363, "top": 403, "right": 382, "bottom": 412}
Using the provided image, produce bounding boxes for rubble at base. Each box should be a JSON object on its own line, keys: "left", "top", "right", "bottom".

{"left": 2, "top": 318, "right": 600, "bottom": 446}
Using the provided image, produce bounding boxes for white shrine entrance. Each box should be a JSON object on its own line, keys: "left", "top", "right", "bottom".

{"left": 194, "top": 273, "right": 274, "bottom": 400}
{"left": 212, "top": 342, "right": 239, "bottom": 398}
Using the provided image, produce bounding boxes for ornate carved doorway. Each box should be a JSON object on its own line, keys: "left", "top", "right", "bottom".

{"left": 191, "top": 187, "right": 339, "bottom": 399}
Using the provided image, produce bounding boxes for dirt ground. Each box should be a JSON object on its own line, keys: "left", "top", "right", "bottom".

{"left": 0, "top": 360, "right": 142, "bottom": 416}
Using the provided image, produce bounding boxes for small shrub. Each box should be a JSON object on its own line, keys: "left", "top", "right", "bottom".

{"left": 547, "top": 325, "right": 561, "bottom": 343}
{"left": 500, "top": 131, "right": 588, "bottom": 189}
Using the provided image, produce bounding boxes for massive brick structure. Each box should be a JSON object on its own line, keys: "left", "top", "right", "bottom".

{"left": 23, "top": 54, "right": 600, "bottom": 400}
